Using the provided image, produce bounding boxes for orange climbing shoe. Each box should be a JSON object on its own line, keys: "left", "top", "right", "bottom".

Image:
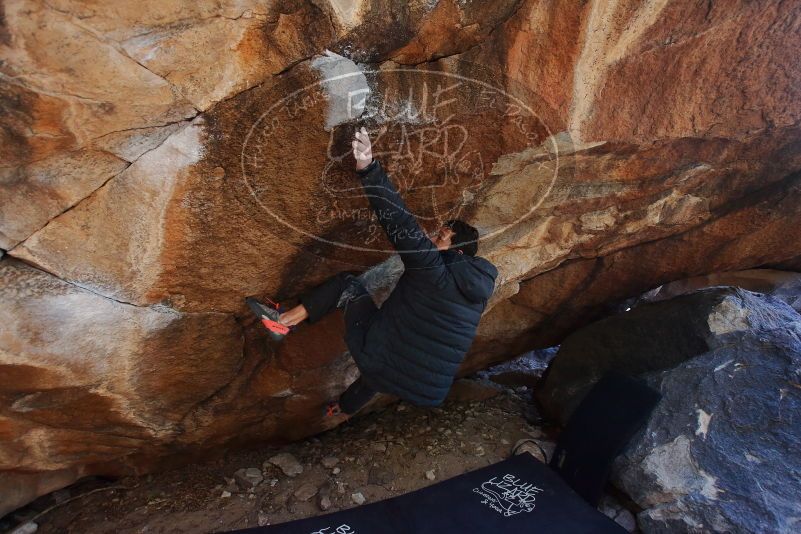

{"left": 246, "top": 296, "right": 290, "bottom": 341}
{"left": 324, "top": 401, "right": 344, "bottom": 418}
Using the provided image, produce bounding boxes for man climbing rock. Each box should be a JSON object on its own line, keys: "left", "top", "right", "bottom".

{"left": 247, "top": 126, "right": 498, "bottom": 419}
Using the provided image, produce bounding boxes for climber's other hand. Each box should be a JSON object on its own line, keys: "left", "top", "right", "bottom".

{"left": 352, "top": 126, "right": 373, "bottom": 171}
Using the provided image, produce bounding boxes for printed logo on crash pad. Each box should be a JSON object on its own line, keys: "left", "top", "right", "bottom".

{"left": 472, "top": 473, "right": 543, "bottom": 517}
{"left": 310, "top": 524, "right": 355, "bottom": 534}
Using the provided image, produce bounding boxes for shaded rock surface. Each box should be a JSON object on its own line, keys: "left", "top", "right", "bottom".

{"left": 476, "top": 347, "right": 557, "bottom": 387}
{"left": 636, "top": 269, "right": 801, "bottom": 313}
{"left": 538, "top": 287, "right": 800, "bottom": 423}
{"left": 539, "top": 287, "right": 801, "bottom": 533}
{"left": 2, "top": 0, "right": 801, "bottom": 516}
{"left": 0, "top": 259, "right": 244, "bottom": 466}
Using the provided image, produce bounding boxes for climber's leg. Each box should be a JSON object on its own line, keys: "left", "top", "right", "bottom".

{"left": 256, "top": 271, "right": 373, "bottom": 329}
{"left": 338, "top": 272, "right": 379, "bottom": 355}
{"left": 322, "top": 371, "right": 379, "bottom": 419}
{"left": 324, "top": 280, "right": 379, "bottom": 419}
{"left": 339, "top": 376, "right": 378, "bottom": 414}
{"left": 277, "top": 303, "right": 308, "bottom": 326}
{"left": 296, "top": 271, "right": 362, "bottom": 324}
{"left": 250, "top": 271, "right": 375, "bottom": 340}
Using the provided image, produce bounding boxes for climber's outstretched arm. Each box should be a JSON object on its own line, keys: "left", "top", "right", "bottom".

{"left": 352, "top": 128, "right": 444, "bottom": 274}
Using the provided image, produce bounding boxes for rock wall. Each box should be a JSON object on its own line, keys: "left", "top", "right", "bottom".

{"left": 537, "top": 287, "right": 801, "bottom": 533}
{"left": 2, "top": 0, "right": 801, "bottom": 515}
{"left": 637, "top": 269, "right": 801, "bottom": 313}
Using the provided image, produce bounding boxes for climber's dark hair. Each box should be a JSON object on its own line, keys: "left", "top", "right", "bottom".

{"left": 445, "top": 219, "right": 479, "bottom": 256}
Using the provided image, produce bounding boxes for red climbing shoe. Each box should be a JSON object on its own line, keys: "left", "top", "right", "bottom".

{"left": 246, "top": 296, "right": 289, "bottom": 341}
{"left": 324, "top": 401, "right": 345, "bottom": 418}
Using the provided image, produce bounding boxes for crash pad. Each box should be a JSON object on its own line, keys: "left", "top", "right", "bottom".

{"left": 224, "top": 452, "right": 627, "bottom": 533}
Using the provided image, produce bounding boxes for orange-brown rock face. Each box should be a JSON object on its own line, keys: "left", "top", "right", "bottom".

{"left": 2, "top": 0, "right": 800, "bottom": 515}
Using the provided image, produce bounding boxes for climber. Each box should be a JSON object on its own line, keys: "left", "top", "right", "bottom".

{"left": 246, "top": 126, "right": 498, "bottom": 419}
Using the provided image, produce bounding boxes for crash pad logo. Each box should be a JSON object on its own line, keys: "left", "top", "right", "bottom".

{"left": 472, "top": 473, "right": 543, "bottom": 517}
{"left": 241, "top": 51, "right": 565, "bottom": 257}
{"left": 310, "top": 524, "right": 355, "bottom": 534}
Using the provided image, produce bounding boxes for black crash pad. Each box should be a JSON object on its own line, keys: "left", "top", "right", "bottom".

{"left": 550, "top": 371, "right": 662, "bottom": 506}
{"left": 223, "top": 452, "right": 627, "bottom": 533}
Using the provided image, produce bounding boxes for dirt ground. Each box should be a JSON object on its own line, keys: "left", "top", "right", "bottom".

{"left": 6, "top": 383, "right": 563, "bottom": 534}
{"left": 5, "top": 363, "right": 639, "bottom": 534}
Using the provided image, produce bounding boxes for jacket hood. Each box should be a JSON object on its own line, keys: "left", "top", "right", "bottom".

{"left": 442, "top": 251, "right": 498, "bottom": 304}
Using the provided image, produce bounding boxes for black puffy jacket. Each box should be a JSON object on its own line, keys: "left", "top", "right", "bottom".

{"left": 350, "top": 158, "right": 498, "bottom": 406}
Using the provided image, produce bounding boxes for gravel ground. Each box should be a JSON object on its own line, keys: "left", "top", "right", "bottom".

{"left": 5, "top": 372, "right": 638, "bottom": 534}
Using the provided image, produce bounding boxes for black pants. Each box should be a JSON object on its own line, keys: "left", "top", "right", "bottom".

{"left": 300, "top": 272, "right": 379, "bottom": 415}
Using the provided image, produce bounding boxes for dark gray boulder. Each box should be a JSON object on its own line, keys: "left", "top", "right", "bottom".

{"left": 614, "top": 325, "right": 801, "bottom": 533}
{"left": 537, "top": 287, "right": 798, "bottom": 424}
{"left": 538, "top": 287, "right": 801, "bottom": 533}
{"left": 637, "top": 269, "right": 801, "bottom": 313}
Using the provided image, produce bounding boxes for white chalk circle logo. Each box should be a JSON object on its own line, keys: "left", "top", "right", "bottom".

{"left": 473, "top": 473, "right": 543, "bottom": 517}
{"left": 241, "top": 54, "right": 564, "bottom": 254}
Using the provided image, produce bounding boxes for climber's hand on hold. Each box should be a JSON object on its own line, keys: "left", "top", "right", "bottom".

{"left": 352, "top": 126, "right": 373, "bottom": 171}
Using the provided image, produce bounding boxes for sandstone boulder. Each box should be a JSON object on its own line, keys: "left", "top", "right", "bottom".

{"left": 2, "top": 0, "right": 801, "bottom": 517}
{"left": 0, "top": 259, "right": 243, "bottom": 515}
{"left": 0, "top": 149, "right": 128, "bottom": 249}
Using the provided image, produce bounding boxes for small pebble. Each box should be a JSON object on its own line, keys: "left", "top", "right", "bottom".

{"left": 425, "top": 470, "right": 436, "bottom": 481}
{"left": 351, "top": 492, "right": 366, "bottom": 505}
{"left": 321, "top": 456, "right": 339, "bottom": 468}
{"left": 293, "top": 483, "right": 318, "bottom": 502}
{"left": 266, "top": 453, "right": 303, "bottom": 477}
{"left": 615, "top": 509, "right": 637, "bottom": 531}
{"left": 234, "top": 467, "right": 263, "bottom": 489}
{"left": 318, "top": 495, "right": 332, "bottom": 511}
{"left": 221, "top": 491, "right": 232, "bottom": 498}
